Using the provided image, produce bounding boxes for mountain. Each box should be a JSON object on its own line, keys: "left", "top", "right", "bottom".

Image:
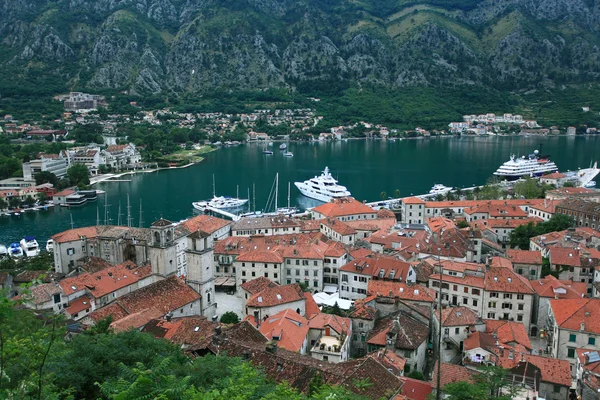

{"left": 1, "top": 0, "right": 600, "bottom": 96}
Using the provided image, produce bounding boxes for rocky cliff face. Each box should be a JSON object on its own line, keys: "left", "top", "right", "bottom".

{"left": 1, "top": 0, "right": 599, "bottom": 95}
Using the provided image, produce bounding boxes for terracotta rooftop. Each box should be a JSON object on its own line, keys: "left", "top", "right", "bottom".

{"left": 402, "top": 197, "right": 425, "bottom": 205}
{"left": 530, "top": 275, "right": 587, "bottom": 299}
{"left": 440, "top": 306, "right": 480, "bottom": 327}
{"left": 304, "top": 292, "right": 321, "bottom": 319}
{"left": 505, "top": 249, "right": 542, "bottom": 265}
{"left": 400, "top": 377, "right": 432, "bottom": 400}
{"left": 236, "top": 250, "right": 284, "bottom": 264}
{"left": 321, "top": 218, "right": 357, "bottom": 236}
{"left": 367, "top": 312, "right": 429, "bottom": 350}
{"left": 367, "top": 280, "right": 435, "bottom": 303}
{"left": 65, "top": 295, "right": 93, "bottom": 315}
{"left": 365, "top": 349, "right": 407, "bottom": 375}
{"left": 231, "top": 215, "right": 300, "bottom": 231}
{"left": 110, "top": 307, "right": 163, "bottom": 331}
{"left": 307, "top": 313, "right": 351, "bottom": 336}
{"left": 432, "top": 362, "right": 477, "bottom": 388}
{"left": 258, "top": 309, "right": 309, "bottom": 353}
{"left": 247, "top": 283, "right": 305, "bottom": 308}
{"left": 524, "top": 354, "right": 571, "bottom": 387}
{"left": 179, "top": 214, "right": 231, "bottom": 235}
{"left": 88, "top": 276, "right": 200, "bottom": 324}
{"left": 549, "top": 247, "right": 582, "bottom": 267}
{"left": 311, "top": 197, "right": 377, "bottom": 217}
{"left": 483, "top": 319, "right": 532, "bottom": 350}
{"left": 240, "top": 276, "right": 278, "bottom": 295}
{"left": 484, "top": 266, "right": 534, "bottom": 294}
{"left": 349, "top": 295, "right": 377, "bottom": 320}
{"left": 463, "top": 331, "right": 496, "bottom": 352}
{"left": 550, "top": 298, "right": 600, "bottom": 334}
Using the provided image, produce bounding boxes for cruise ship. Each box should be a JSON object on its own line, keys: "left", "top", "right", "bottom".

{"left": 294, "top": 167, "right": 351, "bottom": 202}
{"left": 493, "top": 150, "right": 558, "bottom": 180}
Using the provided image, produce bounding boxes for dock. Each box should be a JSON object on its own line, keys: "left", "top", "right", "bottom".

{"left": 575, "top": 163, "right": 599, "bottom": 187}
{"left": 202, "top": 206, "right": 241, "bottom": 221}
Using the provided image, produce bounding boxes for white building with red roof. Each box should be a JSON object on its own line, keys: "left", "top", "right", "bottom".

{"left": 310, "top": 197, "right": 377, "bottom": 222}
{"left": 548, "top": 298, "right": 600, "bottom": 373}
{"left": 244, "top": 282, "right": 307, "bottom": 320}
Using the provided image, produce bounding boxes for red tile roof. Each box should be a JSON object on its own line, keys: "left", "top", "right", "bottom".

{"left": 524, "top": 355, "right": 571, "bottom": 386}
{"left": 368, "top": 280, "right": 435, "bottom": 303}
{"left": 180, "top": 215, "right": 231, "bottom": 235}
{"left": 304, "top": 292, "right": 321, "bottom": 319}
{"left": 400, "top": 377, "right": 432, "bottom": 400}
{"left": 550, "top": 298, "right": 600, "bottom": 334}
{"left": 236, "top": 250, "right": 284, "bottom": 264}
{"left": 142, "top": 316, "right": 218, "bottom": 348}
{"left": 402, "top": 197, "right": 425, "bottom": 205}
{"left": 321, "top": 218, "right": 357, "bottom": 236}
{"left": 432, "top": 362, "right": 476, "bottom": 388}
{"left": 530, "top": 275, "right": 587, "bottom": 299}
{"left": 258, "top": 309, "right": 309, "bottom": 353}
{"left": 312, "top": 197, "right": 377, "bottom": 217}
{"left": 463, "top": 331, "right": 496, "bottom": 352}
{"left": 349, "top": 295, "right": 377, "bottom": 320}
{"left": 365, "top": 349, "right": 407, "bottom": 375}
{"left": 240, "top": 277, "right": 278, "bottom": 295}
{"left": 59, "top": 262, "right": 152, "bottom": 298}
{"left": 51, "top": 226, "right": 98, "bottom": 243}
{"left": 506, "top": 249, "right": 542, "bottom": 265}
{"left": 483, "top": 320, "right": 532, "bottom": 350}
{"left": 550, "top": 247, "right": 581, "bottom": 267}
{"left": 367, "top": 313, "right": 429, "bottom": 350}
{"left": 440, "top": 306, "right": 480, "bottom": 327}
{"left": 484, "top": 266, "right": 534, "bottom": 294}
{"left": 65, "top": 295, "right": 93, "bottom": 315}
{"left": 110, "top": 308, "right": 164, "bottom": 331}
{"left": 247, "top": 283, "right": 305, "bottom": 308}
{"left": 88, "top": 276, "right": 200, "bottom": 324}
{"left": 307, "top": 313, "right": 351, "bottom": 335}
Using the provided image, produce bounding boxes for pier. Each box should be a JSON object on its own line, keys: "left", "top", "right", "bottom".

{"left": 201, "top": 206, "right": 241, "bottom": 221}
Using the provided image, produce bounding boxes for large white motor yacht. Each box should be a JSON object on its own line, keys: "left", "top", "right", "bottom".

{"left": 429, "top": 184, "right": 452, "bottom": 194}
{"left": 294, "top": 167, "right": 351, "bottom": 202}
{"left": 20, "top": 236, "right": 41, "bottom": 257}
{"left": 193, "top": 196, "right": 248, "bottom": 211}
{"left": 494, "top": 150, "right": 558, "bottom": 180}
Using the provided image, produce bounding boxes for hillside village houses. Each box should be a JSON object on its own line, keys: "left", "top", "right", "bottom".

{"left": 17, "top": 189, "right": 600, "bottom": 399}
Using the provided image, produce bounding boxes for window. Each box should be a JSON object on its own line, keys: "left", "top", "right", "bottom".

{"left": 490, "top": 292, "right": 498, "bottom": 298}
{"left": 264, "top": 272, "right": 268, "bottom": 278}
{"left": 463, "top": 298, "right": 468, "bottom": 305}
{"left": 296, "top": 270, "right": 300, "bottom": 276}
{"left": 251, "top": 272, "right": 256, "bottom": 277}
{"left": 313, "top": 261, "right": 318, "bottom": 266}
{"left": 287, "top": 269, "right": 291, "bottom": 276}
{"left": 517, "top": 315, "right": 523, "bottom": 322}
{"left": 242, "top": 271, "right": 246, "bottom": 276}
{"left": 305, "top": 270, "right": 309, "bottom": 276}
{"left": 274, "top": 273, "right": 278, "bottom": 279}
{"left": 472, "top": 299, "right": 478, "bottom": 307}
{"left": 453, "top": 285, "right": 458, "bottom": 291}
{"left": 518, "top": 304, "right": 524, "bottom": 311}
{"left": 472, "top": 289, "right": 480, "bottom": 296}
{"left": 216, "top": 267, "right": 220, "bottom": 273}
{"left": 342, "top": 274, "right": 348, "bottom": 282}
{"left": 488, "top": 302, "right": 496, "bottom": 308}
{"left": 553, "top": 385, "right": 561, "bottom": 394}
{"left": 569, "top": 334, "right": 577, "bottom": 343}
{"left": 314, "top": 270, "right": 318, "bottom": 277}
{"left": 359, "top": 322, "right": 364, "bottom": 328}
{"left": 589, "top": 337, "right": 596, "bottom": 346}
{"left": 296, "top": 260, "right": 300, "bottom": 265}
{"left": 314, "top": 281, "right": 318, "bottom": 287}
{"left": 567, "top": 348, "right": 576, "bottom": 358}
{"left": 455, "top": 327, "right": 459, "bottom": 335}
{"left": 487, "top": 312, "right": 495, "bottom": 319}
{"left": 464, "top": 287, "right": 469, "bottom": 293}
{"left": 517, "top": 294, "right": 524, "bottom": 300}
{"left": 67, "top": 248, "right": 75, "bottom": 255}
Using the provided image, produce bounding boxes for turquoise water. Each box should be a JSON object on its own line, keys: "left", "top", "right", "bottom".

{"left": 1, "top": 135, "right": 599, "bottom": 246}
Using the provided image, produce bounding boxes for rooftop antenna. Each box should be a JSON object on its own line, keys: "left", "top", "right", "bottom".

{"left": 117, "top": 201, "right": 122, "bottom": 226}
{"left": 70, "top": 213, "right": 74, "bottom": 230}
{"left": 127, "top": 194, "right": 132, "bottom": 228}
{"left": 138, "top": 199, "right": 144, "bottom": 228}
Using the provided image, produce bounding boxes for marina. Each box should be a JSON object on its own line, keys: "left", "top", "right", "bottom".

{"left": 1, "top": 136, "right": 599, "bottom": 246}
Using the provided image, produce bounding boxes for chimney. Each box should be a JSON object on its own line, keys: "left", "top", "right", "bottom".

{"left": 211, "top": 315, "right": 219, "bottom": 323}
{"left": 165, "top": 312, "right": 173, "bottom": 322}
{"left": 214, "top": 326, "right": 222, "bottom": 336}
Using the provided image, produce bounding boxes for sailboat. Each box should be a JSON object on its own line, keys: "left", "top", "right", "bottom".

{"left": 238, "top": 174, "right": 298, "bottom": 218}
{"left": 192, "top": 175, "right": 249, "bottom": 211}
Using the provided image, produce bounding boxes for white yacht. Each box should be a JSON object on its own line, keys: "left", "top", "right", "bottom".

{"left": 192, "top": 175, "right": 249, "bottom": 211}
{"left": 494, "top": 150, "right": 558, "bottom": 180}
{"left": 279, "top": 143, "right": 287, "bottom": 150}
{"left": 0, "top": 244, "right": 7, "bottom": 258}
{"left": 20, "top": 236, "right": 40, "bottom": 257}
{"left": 294, "top": 167, "right": 351, "bottom": 202}
{"left": 46, "top": 239, "right": 54, "bottom": 253}
{"left": 429, "top": 184, "right": 453, "bottom": 194}
{"left": 283, "top": 151, "right": 293, "bottom": 157}
{"left": 193, "top": 196, "right": 249, "bottom": 211}
{"left": 8, "top": 243, "right": 23, "bottom": 258}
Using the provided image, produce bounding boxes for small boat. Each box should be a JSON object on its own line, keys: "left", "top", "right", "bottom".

{"left": 46, "top": 239, "right": 54, "bottom": 253}
{"left": 268, "top": 142, "right": 273, "bottom": 147}
{"left": 0, "top": 244, "right": 7, "bottom": 258}
{"left": 20, "top": 236, "right": 40, "bottom": 257}
{"left": 279, "top": 143, "right": 287, "bottom": 150}
{"left": 9, "top": 243, "right": 23, "bottom": 258}
{"left": 283, "top": 151, "right": 293, "bottom": 157}
{"left": 263, "top": 150, "right": 274, "bottom": 155}
{"left": 584, "top": 181, "right": 596, "bottom": 188}
{"left": 429, "top": 184, "right": 453, "bottom": 194}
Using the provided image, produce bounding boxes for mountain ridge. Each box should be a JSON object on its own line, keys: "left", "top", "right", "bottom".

{"left": 1, "top": 0, "right": 599, "bottom": 96}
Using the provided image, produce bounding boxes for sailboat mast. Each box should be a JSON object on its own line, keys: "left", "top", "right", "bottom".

{"left": 70, "top": 214, "right": 74, "bottom": 230}
{"left": 253, "top": 183, "right": 256, "bottom": 212}
{"left": 212, "top": 174, "right": 216, "bottom": 197}
{"left": 275, "top": 173, "right": 278, "bottom": 211}
{"left": 237, "top": 185, "right": 239, "bottom": 199}
{"left": 287, "top": 182, "right": 291, "bottom": 208}
{"left": 139, "top": 199, "right": 144, "bottom": 228}
{"left": 127, "top": 194, "right": 132, "bottom": 228}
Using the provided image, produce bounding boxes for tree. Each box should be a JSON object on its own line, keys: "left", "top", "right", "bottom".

{"left": 24, "top": 195, "right": 35, "bottom": 207}
{"left": 380, "top": 191, "right": 387, "bottom": 200}
{"left": 509, "top": 214, "right": 575, "bottom": 249}
{"left": 66, "top": 164, "right": 90, "bottom": 189}
{"left": 8, "top": 197, "right": 20, "bottom": 209}
{"left": 513, "top": 178, "right": 544, "bottom": 199}
{"left": 0, "top": 198, "right": 7, "bottom": 211}
{"left": 220, "top": 312, "right": 240, "bottom": 324}
{"left": 456, "top": 220, "right": 470, "bottom": 229}
{"left": 298, "top": 281, "right": 310, "bottom": 292}
{"left": 34, "top": 171, "right": 58, "bottom": 186}
{"left": 394, "top": 189, "right": 401, "bottom": 198}
{"left": 562, "top": 181, "right": 575, "bottom": 187}
{"left": 407, "top": 371, "right": 425, "bottom": 380}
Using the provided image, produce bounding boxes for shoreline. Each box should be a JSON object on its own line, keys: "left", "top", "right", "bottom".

{"left": 90, "top": 160, "right": 202, "bottom": 186}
